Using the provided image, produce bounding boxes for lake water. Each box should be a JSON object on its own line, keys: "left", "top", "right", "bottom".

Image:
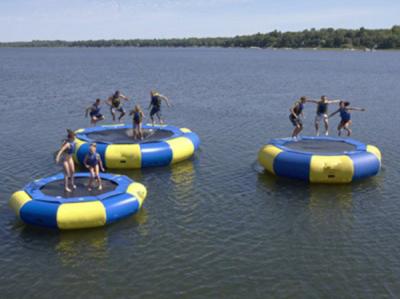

{"left": 0, "top": 48, "right": 399, "bottom": 298}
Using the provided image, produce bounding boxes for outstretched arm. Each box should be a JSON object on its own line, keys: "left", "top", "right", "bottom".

{"left": 306, "top": 99, "right": 319, "bottom": 104}
{"left": 158, "top": 95, "right": 171, "bottom": 107}
{"left": 348, "top": 107, "right": 365, "bottom": 112}
{"left": 327, "top": 99, "right": 341, "bottom": 104}
{"left": 85, "top": 106, "right": 91, "bottom": 117}
{"left": 55, "top": 142, "right": 68, "bottom": 163}
{"left": 329, "top": 109, "right": 340, "bottom": 118}
{"left": 120, "top": 93, "right": 129, "bottom": 101}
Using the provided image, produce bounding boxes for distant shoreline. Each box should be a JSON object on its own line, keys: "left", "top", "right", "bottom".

{"left": 1, "top": 26, "right": 399, "bottom": 50}
{"left": 0, "top": 46, "right": 399, "bottom": 52}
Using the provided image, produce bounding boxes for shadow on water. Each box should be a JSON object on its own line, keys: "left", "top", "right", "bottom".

{"left": 105, "top": 153, "right": 198, "bottom": 179}
{"left": 14, "top": 208, "right": 149, "bottom": 266}
{"left": 113, "top": 159, "right": 200, "bottom": 226}
{"left": 113, "top": 158, "right": 198, "bottom": 192}
{"left": 255, "top": 160, "right": 382, "bottom": 209}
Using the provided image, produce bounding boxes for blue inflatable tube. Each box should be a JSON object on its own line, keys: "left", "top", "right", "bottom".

{"left": 9, "top": 173, "right": 147, "bottom": 229}
{"left": 258, "top": 136, "right": 382, "bottom": 183}
{"left": 74, "top": 124, "right": 200, "bottom": 169}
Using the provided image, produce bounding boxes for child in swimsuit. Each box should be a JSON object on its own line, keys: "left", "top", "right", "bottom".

{"left": 85, "top": 98, "right": 105, "bottom": 126}
{"left": 308, "top": 95, "right": 341, "bottom": 136}
{"left": 148, "top": 90, "right": 171, "bottom": 126}
{"left": 107, "top": 90, "right": 129, "bottom": 122}
{"left": 130, "top": 105, "right": 145, "bottom": 140}
{"left": 55, "top": 129, "right": 77, "bottom": 192}
{"left": 83, "top": 143, "right": 105, "bottom": 191}
{"left": 289, "top": 96, "right": 307, "bottom": 139}
{"left": 329, "top": 101, "right": 365, "bottom": 136}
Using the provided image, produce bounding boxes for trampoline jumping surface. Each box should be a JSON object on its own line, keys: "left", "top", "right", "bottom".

{"left": 40, "top": 177, "right": 117, "bottom": 198}
{"left": 284, "top": 139, "right": 356, "bottom": 154}
{"left": 86, "top": 128, "right": 174, "bottom": 144}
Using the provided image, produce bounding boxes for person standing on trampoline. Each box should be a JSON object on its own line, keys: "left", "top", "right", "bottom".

{"left": 107, "top": 90, "right": 129, "bottom": 122}
{"left": 148, "top": 90, "right": 171, "bottom": 126}
{"left": 130, "top": 105, "right": 145, "bottom": 140}
{"left": 329, "top": 101, "right": 365, "bottom": 136}
{"left": 85, "top": 98, "right": 105, "bottom": 126}
{"left": 308, "top": 96, "right": 341, "bottom": 136}
{"left": 55, "top": 129, "right": 77, "bottom": 192}
{"left": 289, "top": 96, "right": 307, "bottom": 139}
{"left": 83, "top": 143, "right": 105, "bottom": 191}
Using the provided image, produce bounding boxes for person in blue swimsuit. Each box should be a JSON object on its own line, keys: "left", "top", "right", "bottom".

{"left": 130, "top": 104, "right": 145, "bottom": 140}
{"left": 107, "top": 90, "right": 129, "bottom": 122}
{"left": 289, "top": 96, "right": 307, "bottom": 139}
{"left": 329, "top": 101, "right": 365, "bottom": 136}
{"left": 148, "top": 90, "right": 171, "bottom": 126}
{"left": 83, "top": 143, "right": 105, "bottom": 191}
{"left": 308, "top": 95, "right": 341, "bottom": 136}
{"left": 55, "top": 129, "right": 77, "bottom": 192}
{"left": 85, "top": 98, "right": 105, "bottom": 125}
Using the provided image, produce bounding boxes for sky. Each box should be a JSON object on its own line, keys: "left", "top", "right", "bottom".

{"left": 0, "top": 0, "right": 399, "bottom": 41}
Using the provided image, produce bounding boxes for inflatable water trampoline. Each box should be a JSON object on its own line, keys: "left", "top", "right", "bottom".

{"left": 9, "top": 173, "right": 147, "bottom": 229}
{"left": 258, "top": 137, "right": 381, "bottom": 183}
{"left": 74, "top": 124, "right": 200, "bottom": 169}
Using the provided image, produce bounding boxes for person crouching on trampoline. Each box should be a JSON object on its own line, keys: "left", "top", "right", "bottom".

{"left": 55, "top": 129, "right": 77, "bottom": 192}
{"left": 107, "top": 90, "right": 129, "bottom": 122}
{"left": 329, "top": 101, "right": 365, "bottom": 136}
{"left": 148, "top": 90, "right": 171, "bottom": 126}
{"left": 289, "top": 96, "right": 307, "bottom": 139}
{"left": 83, "top": 143, "right": 105, "bottom": 191}
{"left": 130, "top": 105, "right": 145, "bottom": 140}
{"left": 85, "top": 98, "right": 105, "bottom": 126}
{"left": 307, "top": 95, "right": 341, "bottom": 136}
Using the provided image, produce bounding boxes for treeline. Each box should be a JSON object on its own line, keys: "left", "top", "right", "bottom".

{"left": 1, "top": 26, "right": 400, "bottom": 49}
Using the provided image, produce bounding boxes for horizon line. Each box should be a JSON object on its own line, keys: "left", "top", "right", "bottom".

{"left": 1, "top": 25, "right": 398, "bottom": 43}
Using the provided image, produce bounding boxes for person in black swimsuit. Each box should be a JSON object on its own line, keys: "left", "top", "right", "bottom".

{"left": 148, "top": 90, "right": 171, "bottom": 126}
{"left": 289, "top": 96, "right": 307, "bottom": 139}
{"left": 130, "top": 105, "right": 145, "bottom": 140}
{"left": 107, "top": 90, "right": 129, "bottom": 122}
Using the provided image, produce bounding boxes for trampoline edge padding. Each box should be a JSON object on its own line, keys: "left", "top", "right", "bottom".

{"left": 258, "top": 136, "right": 381, "bottom": 183}
{"left": 9, "top": 172, "right": 147, "bottom": 229}
{"left": 74, "top": 124, "right": 200, "bottom": 169}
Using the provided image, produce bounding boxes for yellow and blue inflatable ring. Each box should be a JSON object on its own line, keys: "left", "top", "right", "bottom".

{"left": 258, "top": 136, "right": 381, "bottom": 183}
{"left": 74, "top": 124, "right": 200, "bottom": 169}
{"left": 9, "top": 173, "right": 147, "bottom": 229}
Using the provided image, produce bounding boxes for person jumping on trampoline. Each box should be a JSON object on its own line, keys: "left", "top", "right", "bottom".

{"left": 83, "top": 143, "right": 105, "bottom": 191}
{"left": 55, "top": 129, "right": 77, "bottom": 192}
{"left": 107, "top": 90, "right": 129, "bottom": 122}
{"left": 329, "top": 101, "right": 365, "bottom": 136}
{"left": 85, "top": 98, "right": 105, "bottom": 126}
{"left": 130, "top": 104, "right": 145, "bottom": 140}
{"left": 148, "top": 90, "right": 171, "bottom": 126}
{"left": 307, "top": 95, "right": 341, "bottom": 136}
{"left": 289, "top": 96, "right": 307, "bottom": 139}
